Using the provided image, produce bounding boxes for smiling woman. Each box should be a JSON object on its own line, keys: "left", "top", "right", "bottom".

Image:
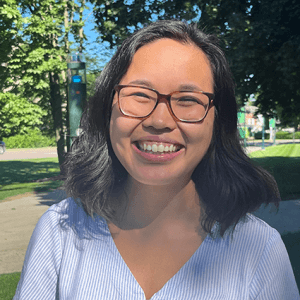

{"left": 14, "top": 20, "right": 300, "bottom": 299}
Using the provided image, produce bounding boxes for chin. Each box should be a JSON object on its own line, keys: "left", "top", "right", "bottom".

{"left": 128, "top": 167, "right": 191, "bottom": 187}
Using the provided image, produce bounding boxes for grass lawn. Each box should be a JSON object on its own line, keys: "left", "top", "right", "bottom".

{"left": 0, "top": 157, "right": 63, "bottom": 202}
{"left": 249, "top": 144, "right": 300, "bottom": 200}
{"left": 0, "top": 272, "right": 21, "bottom": 299}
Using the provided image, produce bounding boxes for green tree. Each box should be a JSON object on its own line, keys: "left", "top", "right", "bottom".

{"left": 0, "top": 93, "right": 46, "bottom": 138}
{"left": 214, "top": 0, "right": 300, "bottom": 129}
{"left": 0, "top": 0, "right": 23, "bottom": 89}
{"left": 0, "top": 0, "right": 67, "bottom": 165}
{"left": 0, "top": 0, "right": 91, "bottom": 167}
{"left": 93, "top": 0, "right": 200, "bottom": 47}
{"left": 92, "top": 0, "right": 300, "bottom": 128}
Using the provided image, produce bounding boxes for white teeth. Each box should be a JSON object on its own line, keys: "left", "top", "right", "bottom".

{"left": 158, "top": 144, "right": 164, "bottom": 152}
{"left": 138, "top": 142, "right": 179, "bottom": 153}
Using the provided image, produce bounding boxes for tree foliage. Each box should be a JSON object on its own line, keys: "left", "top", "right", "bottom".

{"left": 216, "top": 0, "right": 300, "bottom": 129}
{"left": 0, "top": 0, "right": 22, "bottom": 81}
{"left": 93, "top": 0, "right": 200, "bottom": 47}
{"left": 0, "top": 0, "right": 93, "bottom": 166}
{"left": 93, "top": 0, "right": 300, "bottom": 128}
{"left": 0, "top": 93, "right": 46, "bottom": 138}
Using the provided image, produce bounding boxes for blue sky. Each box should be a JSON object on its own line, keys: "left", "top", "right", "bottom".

{"left": 70, "top": 2, "right": 115, "bottom": 72}
{"left": 73, "top": 2, "right": 202, "bottom": 72}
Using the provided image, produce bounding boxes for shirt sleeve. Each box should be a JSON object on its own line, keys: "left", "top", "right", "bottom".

{"left": 14, "top": 208, "right": 62, "bottom": 300}
{"left": 250, "top": 230, "right": 300, "bottom": 300}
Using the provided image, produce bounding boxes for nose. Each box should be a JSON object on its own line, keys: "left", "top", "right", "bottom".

{"left": 142, "top": 98, "right": 177, "bottom": 131}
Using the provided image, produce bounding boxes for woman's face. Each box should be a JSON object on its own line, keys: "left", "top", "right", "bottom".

{"left": 110, "top": 38, "right": 215, "bottom": 186}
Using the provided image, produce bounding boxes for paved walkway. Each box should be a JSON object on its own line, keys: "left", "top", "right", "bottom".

{"left": 1, "top": 189, "right": 300, "bottom": 274}
{"left": 0, "top": 189, "right": 66, "bottom": 274}
{"left": 0, "top": 147, "right": 58, "bottom": 161}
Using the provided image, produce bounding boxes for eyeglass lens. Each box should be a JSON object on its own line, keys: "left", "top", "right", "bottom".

{"left": 118, "top": 86, "right": 209, "bottom": 122}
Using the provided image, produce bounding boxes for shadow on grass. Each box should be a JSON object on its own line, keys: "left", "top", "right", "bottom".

{"left": 252, "top": 157, "right": 300, "bottom": 200}
{"left": 281, "top": 231, "right": 300, "bottom": 290}
{"left": 0, "top": 160, "right": 60, "bottom": 185}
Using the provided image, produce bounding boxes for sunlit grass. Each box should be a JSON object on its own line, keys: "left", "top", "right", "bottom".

{"left": 0, "top": 272, "right": 21, "bottom": 300}
{"left": 249, "top": 143, "right": 300, "bottom": 158}
{"left": 249, "top": 144, "right": 300, "bottom": 200}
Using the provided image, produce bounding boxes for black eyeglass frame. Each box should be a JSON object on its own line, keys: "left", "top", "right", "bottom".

{"left": 114, "top": 85, "right": 215, "bottom": 123}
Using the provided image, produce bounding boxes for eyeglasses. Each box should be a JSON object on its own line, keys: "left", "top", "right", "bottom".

{"left": 114, "top": 85, "right": 214, "bottom": 123}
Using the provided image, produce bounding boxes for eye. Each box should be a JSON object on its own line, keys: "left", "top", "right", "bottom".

{"left": 129, "top": 92, "right": 155, "bottom": 104}
{"left": 131, "top": 92, "right": 151, "bottom": 99}
{"left": 179, "top": 96, "right": 199, "bottom": 102}
{"left": 176, "top": 96, "right": 201, "bottom": 106}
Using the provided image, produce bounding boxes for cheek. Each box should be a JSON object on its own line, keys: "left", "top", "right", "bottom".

{"left": 202, "top": 107, "right": 215, "bottom": 140}
{"left": 109, "top": 105, "right": 140, "bottom": 158}
{"left": 180, "top": 108, "right": 214, "bottom": 145}
{"left": 109, "top": 106, "right": 126, "bottom": 155}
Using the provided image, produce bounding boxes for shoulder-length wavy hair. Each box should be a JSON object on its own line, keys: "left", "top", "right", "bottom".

{"left": 63, "top": 20, "right": 280, "bottom": 237}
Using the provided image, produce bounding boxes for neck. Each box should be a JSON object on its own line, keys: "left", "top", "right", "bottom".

{"left": 113, "top": 177, "right": 204, "bottom": 231}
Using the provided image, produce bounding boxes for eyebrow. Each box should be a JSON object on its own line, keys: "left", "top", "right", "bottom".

{"left": 178, "top": 83, "right": 202, "bottom": 91}
{"left": 127, "top": 79, "right": 154, "bottom": 88}
{"left": 127, "top": 80, "right": 203, "bottom": 91}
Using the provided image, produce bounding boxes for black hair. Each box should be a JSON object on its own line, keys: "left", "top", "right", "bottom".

{"left": 63, "top": 20, "right": 280, "bottom": 237}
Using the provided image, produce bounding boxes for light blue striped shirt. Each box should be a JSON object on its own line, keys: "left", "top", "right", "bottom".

{"left": 14, "top": 198, "right": 299, "bottom": 299}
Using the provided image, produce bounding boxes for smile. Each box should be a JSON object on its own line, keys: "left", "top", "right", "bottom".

{"left": 135, "top": 142, "right": 182, "bottom": 154}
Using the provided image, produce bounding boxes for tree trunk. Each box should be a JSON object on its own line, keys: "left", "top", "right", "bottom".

{"left": 49, "top": 72, "right": 65, "bottom": 171}
{"left": 79, "top": 0, "right": 85, "bottom": 52}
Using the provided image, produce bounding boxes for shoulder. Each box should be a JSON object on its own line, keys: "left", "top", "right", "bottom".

{"left": 218, "top": 214, "right": 283, "bottom": 265}
{"left": 222, "top": 215, "right": 299, "bottom": 298}
{"left": 209, "top": 214, "right": 279, "bottom": 251}
{"left": 237, "top": 215, "right": 299, "bottom": 298}
{"left": 232, "top": 213, "right": 280, "bottom": 246}
{"left": 202, "top": 215, "right": 282, "bottom": 282}
{"left": 36, "top": 198, "right": 82, "bottom": 232}
{"left": 194, "top": 215, "right": 299, "bottom": 298}
{"left": 47, "top": 197, "right": 85, "bottom": 216}
{"left": 38, "top": 198, "right": 108, "bottom": 240}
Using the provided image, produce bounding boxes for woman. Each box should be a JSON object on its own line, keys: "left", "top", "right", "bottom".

{"left": 15, "top": 20, "right": 299, "bottom": 299}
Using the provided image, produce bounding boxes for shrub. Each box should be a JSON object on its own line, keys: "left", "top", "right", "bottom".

{"left": 275, "top": 131, "right": 292, "bottom": 139}
{"left": 3, "top": 129, "right": 56, "bottom": 149}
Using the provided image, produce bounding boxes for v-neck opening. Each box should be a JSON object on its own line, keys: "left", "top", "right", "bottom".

{"left": 102, "top": 218, "right": 216, "bottom": 299}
